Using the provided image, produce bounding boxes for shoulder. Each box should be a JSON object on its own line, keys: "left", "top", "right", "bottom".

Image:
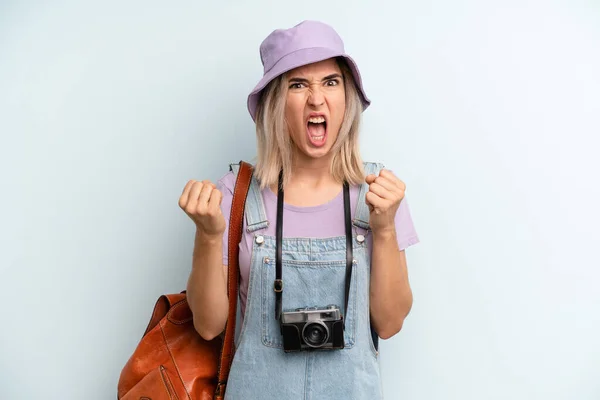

{"left": 216, "top": 170, "right": 236, "bottom": 195}
{"left": 216, "top": 161, "right": 255, "bottom": 194}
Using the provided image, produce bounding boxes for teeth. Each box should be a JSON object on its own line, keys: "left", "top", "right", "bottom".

{"left": 311, "top": 135, "right": 324, "bottom": 141}
{"left": 308, "top": 116, "right": 325, "bottom": 123}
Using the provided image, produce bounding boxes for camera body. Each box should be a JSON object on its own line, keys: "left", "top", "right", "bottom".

{"left": 280, "top": 305, "right": 345, "bottom": 352}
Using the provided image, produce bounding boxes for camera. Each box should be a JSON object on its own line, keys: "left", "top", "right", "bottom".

{"left": 280, "top": 305, "right": 345, "bottom": 352}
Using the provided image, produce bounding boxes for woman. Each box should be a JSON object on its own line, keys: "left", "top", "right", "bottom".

{"left": 179, "top": 20, "right": 419, "bottom": 399}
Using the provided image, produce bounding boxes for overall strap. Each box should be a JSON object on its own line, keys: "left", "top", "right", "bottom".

{"left": 229, "top": 163, "right": 269, "bottom": 233}
{"left": 353, "top": 162, "right": 385, "bottom": 231}
{"left": 353, "top": 161, "right": 385, "bottom": 352}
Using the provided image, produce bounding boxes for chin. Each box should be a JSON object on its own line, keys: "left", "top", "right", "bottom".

{"left": 300, "top": 145, "right": 333, "bottom": 160}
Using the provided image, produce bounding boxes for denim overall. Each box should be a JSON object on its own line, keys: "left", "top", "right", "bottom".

{"left": 225, "top": 162, "right": 384, "bottom": 400}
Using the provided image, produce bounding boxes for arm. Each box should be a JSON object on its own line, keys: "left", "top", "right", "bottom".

{"left": 364, "top": 169, "right": 414, "bottom": 339}
{"left": 186, "top": 231, "right": 229, "bottom": 341}
{"left": 179, "top": 179, "right": 230, "bottom": 341}
{"left": 369, "top": 230, "right": 412, "bottom": 339}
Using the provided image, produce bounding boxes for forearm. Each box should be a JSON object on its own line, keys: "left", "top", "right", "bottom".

{"left": 186, "top": 229, "right": 229, "bottom": 340}
{"left": 369, "top": 229, "right": 413, "bottom": 339}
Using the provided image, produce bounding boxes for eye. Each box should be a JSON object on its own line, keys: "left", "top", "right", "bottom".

{"left": 289, "top": 82, "right": 304, "bottom": 89}
{"left": 326, "top": 79, "right": 340, "bottom": 87}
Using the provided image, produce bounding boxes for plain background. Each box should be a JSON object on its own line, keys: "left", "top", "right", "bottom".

{"left": 1, "top": 0, "right": 599, "bottom": 399}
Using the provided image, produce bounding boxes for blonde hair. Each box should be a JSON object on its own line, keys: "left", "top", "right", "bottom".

{"left": 253, "top": 57, "right": 366, "bottom": 190}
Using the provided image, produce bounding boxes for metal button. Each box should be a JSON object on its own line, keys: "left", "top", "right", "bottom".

{"left": 264, "top": 257, "right": 270, "bottom": 263}
{"left": 356, "top": 234, "right": 365, "bottom": 243}
{"left": 255, "top": 235, "right": 264, "bottom": 245}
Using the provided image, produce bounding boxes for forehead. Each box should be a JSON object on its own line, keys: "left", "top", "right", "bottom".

{"left": 287, "top": 58, "right": 341, "bottom": 78}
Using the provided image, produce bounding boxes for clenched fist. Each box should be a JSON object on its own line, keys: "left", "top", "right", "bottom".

{"left": 365, "top": 169, "right": 406, "bottom": 235}
{"left": 179, "top": 180, "right": 226, "bottom": 237}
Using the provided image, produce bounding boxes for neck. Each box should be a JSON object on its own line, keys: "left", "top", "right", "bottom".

{"left": 290, "top": 152, "right": 337, "bottom": 186}
{"left": 271, "top": 153, "right": 339, "bottom": 194}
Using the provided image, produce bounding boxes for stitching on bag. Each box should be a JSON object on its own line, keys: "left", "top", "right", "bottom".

{"left": 218, "top": 162, "right": 249, "bottom": 381}
{"left": 159, "top": 365, "right": 179, "bottom": 400}
{"left": 166, "top": 300, "right": 193, "bottom": 325}
{"left": 159, "top": 323, "right": 190, "bottom": 400}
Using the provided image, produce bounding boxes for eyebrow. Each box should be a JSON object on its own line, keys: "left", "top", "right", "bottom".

{"left": 288, "top": 73, "right": 343, "bottom": 83}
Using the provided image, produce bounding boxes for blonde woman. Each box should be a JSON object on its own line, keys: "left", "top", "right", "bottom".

{"left": 179, "top": 20, "right": 420, "bottom": 399}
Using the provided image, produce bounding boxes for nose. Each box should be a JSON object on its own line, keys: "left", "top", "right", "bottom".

{"left": 307, "top": 86, "right": 325, "bottom": 107}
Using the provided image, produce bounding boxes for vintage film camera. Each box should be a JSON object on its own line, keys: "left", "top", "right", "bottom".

{"left": 280, "top": 304, "right": 345, "bottom": 352}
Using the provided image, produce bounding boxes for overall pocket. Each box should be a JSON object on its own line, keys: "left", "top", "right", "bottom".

{"left": 260, "top": 257, "right": 358, "bottom": 349}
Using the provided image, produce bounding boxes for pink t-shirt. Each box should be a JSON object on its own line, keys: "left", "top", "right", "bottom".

{"left": 217, "top": 171, "right": 420, "bottom": 318}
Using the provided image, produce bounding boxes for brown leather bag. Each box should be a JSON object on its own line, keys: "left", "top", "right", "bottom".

{"left": 117, "top": 161, "right": 253, "bottom": 400}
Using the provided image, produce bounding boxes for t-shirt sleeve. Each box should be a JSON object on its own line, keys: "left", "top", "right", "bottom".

{"left": 216, "top": 171, "right": 236, "bottom": 266}
{"left": 394, "top": 195, "right": 420, "bottom": 251}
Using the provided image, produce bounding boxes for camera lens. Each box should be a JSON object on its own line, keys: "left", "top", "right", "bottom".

{"left": 302, "top": 322, "right": 329, "bottom": 348}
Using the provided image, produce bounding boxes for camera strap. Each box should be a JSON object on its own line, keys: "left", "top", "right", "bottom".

{"left": 275, "top": 171, "right": 353, "bottom": 329}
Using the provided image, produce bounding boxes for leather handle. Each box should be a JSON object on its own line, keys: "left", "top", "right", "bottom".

{"left": 216, "top": 160, "right": 253, "bottom": 393}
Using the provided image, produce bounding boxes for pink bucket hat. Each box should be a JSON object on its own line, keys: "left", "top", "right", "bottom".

{"left": 247, "top": 20, "right": 371, "bottom": 121}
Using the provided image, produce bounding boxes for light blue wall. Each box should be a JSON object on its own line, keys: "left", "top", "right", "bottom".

{"left": 1, "top": 1, "right": 599, "bottom": 399}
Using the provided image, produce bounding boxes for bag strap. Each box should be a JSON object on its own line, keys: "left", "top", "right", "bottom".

{"left": 216, "top": 160, "right": 253, "bottom": 398}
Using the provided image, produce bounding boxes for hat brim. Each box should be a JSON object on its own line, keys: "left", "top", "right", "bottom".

{"left": 247, "top": 47, "right": 371, "bottom": 121}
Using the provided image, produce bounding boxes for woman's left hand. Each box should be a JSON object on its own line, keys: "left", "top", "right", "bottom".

{"left": 365, "top": 169, "right": 406, "bottom": 235}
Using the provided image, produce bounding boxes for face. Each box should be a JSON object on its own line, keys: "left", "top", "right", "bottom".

{"left": 284, "top": 58, "right": 346, "bottom": 162}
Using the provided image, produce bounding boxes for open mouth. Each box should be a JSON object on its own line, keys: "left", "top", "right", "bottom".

{"left": 307, "top": 116, "right": 327, "bottom": 147}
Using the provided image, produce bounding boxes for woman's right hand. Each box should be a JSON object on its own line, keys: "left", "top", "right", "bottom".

{"left": 179, "top": 180, "right": 226, "bottom": 237}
